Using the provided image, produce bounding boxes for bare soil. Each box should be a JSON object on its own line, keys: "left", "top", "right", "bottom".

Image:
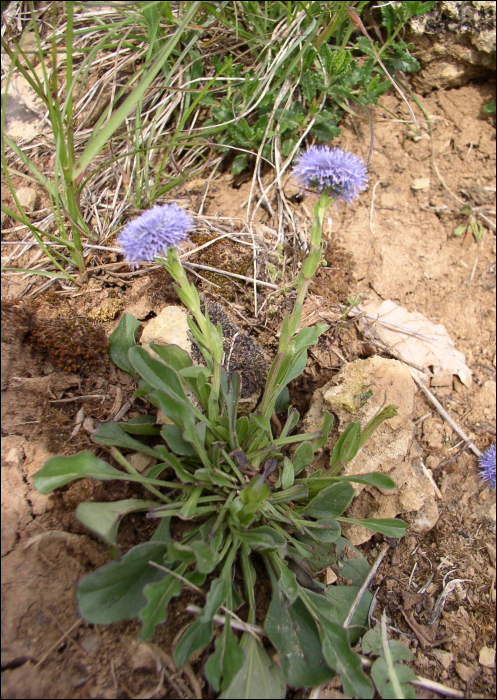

{"left": 1, "top": 81, "right": 496, "bottom": 699}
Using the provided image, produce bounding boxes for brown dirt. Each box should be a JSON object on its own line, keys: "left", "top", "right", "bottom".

{"left": 2, "top": 80, "right": 496, "bottom": 699}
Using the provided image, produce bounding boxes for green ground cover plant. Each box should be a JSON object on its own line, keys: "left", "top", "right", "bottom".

{"left": 2, "top": 1, "right": 435, "bottom": 283}
{"left": 33, "top": 148, "right": 410, "bottom": 697}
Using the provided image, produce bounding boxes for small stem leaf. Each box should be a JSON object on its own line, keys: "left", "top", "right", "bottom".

{"left": 293, "top": 441, "right": 314, "bottom": 475}
{"left": 313, "top": 412, "right": 334, "bottom": 450}
{"left": 219, "top": 633, "right": 286, "bottom": 699}
{"left": 77, "top": 542, "right": 168, "bottom": 624}
{"left": 282, "top": 456, "right": 295, "bottom": 489}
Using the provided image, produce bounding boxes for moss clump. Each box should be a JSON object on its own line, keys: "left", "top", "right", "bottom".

{"left": 28, "top": 317, "right": 109, "bottom": 374}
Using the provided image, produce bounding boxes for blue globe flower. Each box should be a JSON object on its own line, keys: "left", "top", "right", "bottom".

{"left": 118, "top": 204, "right": 194, "bottom": 267}
{"left": 479, "top": 444, "right": 496, "bottom": 489}
{"left": 292, "top": 145, "right": 368, "bottom": 204}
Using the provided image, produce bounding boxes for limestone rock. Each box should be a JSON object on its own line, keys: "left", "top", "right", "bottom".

{"left": 4, "top": 71, "right": 46, "bottom": 140}
{"left": 15, "top": 187, "right": 38, "bottom": 213}
{"left": 141, "top": 306, "right": 191, "bottom": 357}
{"left": 407, "top": 1, "right": 496, "bottom": 92}
{"left": 303, "top": 356, "right": 439, "bottom": 545}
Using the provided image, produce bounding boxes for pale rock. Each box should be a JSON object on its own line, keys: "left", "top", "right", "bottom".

{"left": 407, "top": 1, "right": 496, "bottom": 91}
{"left": 126, "top": 452, "right": 156, "bottom": 474}
{"left": 455, "top": 662, "right": 475, "bottom": 682}
{"left": 125, "top": 298, "right": 154, "bottom": 320}
{"left": 479, "top": 646, "right": 496, "bottom": 668}
{"left": 411, "top": 178, "right": 431, "bottom": 190}
{"left": 15, "top": 187, "right": 38, "bottom": 212}
{"left": 141, "top": 306, "right": 191, "bottom": 358}
{"left": 433, "top": 650, "right": 453, "bottom": 669}
{"left": 303, "top": 356, "right": 438, "bottom": 545}
{"left": 4, "top": 70, "right": 46, "bottom": 140}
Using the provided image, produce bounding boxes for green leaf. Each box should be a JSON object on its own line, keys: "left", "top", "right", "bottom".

{"left": 274, "top": 386, "right": 290, "bottom": 414}
{"left": 236, "top": 416, "right": 249, "bottom": 445}
{"left": 414, "top": 1, "right": 436, "bottom": 15}
{"left": 33, "top": 451, "right": 125, "bottom": 494}
{"left": 76, "top": 499, "right": 155, "bottom": 547}
{"left": 108, "top": 313, "right": 141, "bottom": 380}
{"left": 189, "top": 539, "right": 222, "bottom": 574}
{"left": 149, "top": 342, "right": 193, "bottom": 372}
{"left": 92, "top": 421, "right": 161, "bottom": 458}
{"left": 199, "top": 575, "right": 231, "bottom": 623}
{"left": 265, "top": 590, "right": 334, "bottom": 687}
{"left": 274, "top": 559, "right": 299, "bottom": 606}
{"left": 300, "top": 590, "right": 373, "bottom": 699}
{"left": 231, "top": 153, "right": 248, "bottom": 175}
{"left": 174, "top": 619, "right": 214, "bottom": 668}
{"left": 220, "top": 633, "right": 286, "bottom": 699}
{"left": 334, "top": 537, "right": 371, "bottom": 586}
{"left": 240, "top": 476, "right": 270, "bottom": 505}
{"left": 77, "top": 542, "right": 168, "bottom": 623}
{"left": 128, "top": 346, "right": 188, "bottom": 403}
{"left": 269, "top": 483, "right": 308, "bottom": 504}
{"left": 380, "top": 3, "right": 397, "bottom": 34}
{"left": 293, "top": 441, "right": 314, "bottom": 475}
{"left": 120, "top": 415, "right": 161, "bottom": 435}
{"left": 139, "top": 572, "right": 182, "bottom": 640}
{"left": 205, "top": 619, "right": 244, "bottom": 692}
{"left": 234, "top": 526, "right": 287, "bottom": 552}
{"left": 330, "top": 422, "right": 362, "bottom": 468}
{"left": 362, "top": 630, "right": 414, "bottom": 662}
{"left": 304, "top": 472, "right": 396, "bottom": 497}
{"left": 454, "top": 223, "right": 468, "bottom": 237}
{"left": 160, "top": 424, "right": 197, "bottom": 456}
{"left": 302, "top": 482, "right": 355, "bottom": 519}
{"left": 372, "top": 658, "right": 417, "bottom": 699}
{"left": 250, "top": 414, "right": 272, "bottom": 433}
{"left": 282, "top": 456, "right": 294, "bottom": 490}
{"left": 337, "top": 517, "right": 409, "bottom": 538}
{"left": 314, "top": 412, "right": 334, "bottom": 451}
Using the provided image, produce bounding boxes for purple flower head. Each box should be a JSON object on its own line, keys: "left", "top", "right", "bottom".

{"left": 292, "top": 145, "right": 368, "bottom": 204}
{"left": 479, "top": 444, "right": 496, "bottom": 489}
{"left": 118, "top": 204, "right": 194, "bottom": 267}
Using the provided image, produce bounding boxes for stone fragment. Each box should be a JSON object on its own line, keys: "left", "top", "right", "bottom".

{"left": 125, "top": 298, "right": 154, "bottom": 320}
{"left": 479, "top": 646, "right": 496, "bottom": 668}
{"left": 455, "top": 662, "right": 474, "bottom": 682}
{"left": 141, "top": 306, "right": 191, "bottom": 357}
{"left": 126, "top": 452, "right": 156, "bottom": 473}
{"left": 411, "top": 178, "right": 431, "bottom": 190}
{"left": 15, "top": 187, "right": 38, "bottom": 212}
{"left": 303, "top": 356, "right": 438, "bottom": 545}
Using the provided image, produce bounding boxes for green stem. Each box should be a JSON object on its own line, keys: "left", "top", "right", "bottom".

{"left": 110, "top": 447, "right": 171, "bottom": 503}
